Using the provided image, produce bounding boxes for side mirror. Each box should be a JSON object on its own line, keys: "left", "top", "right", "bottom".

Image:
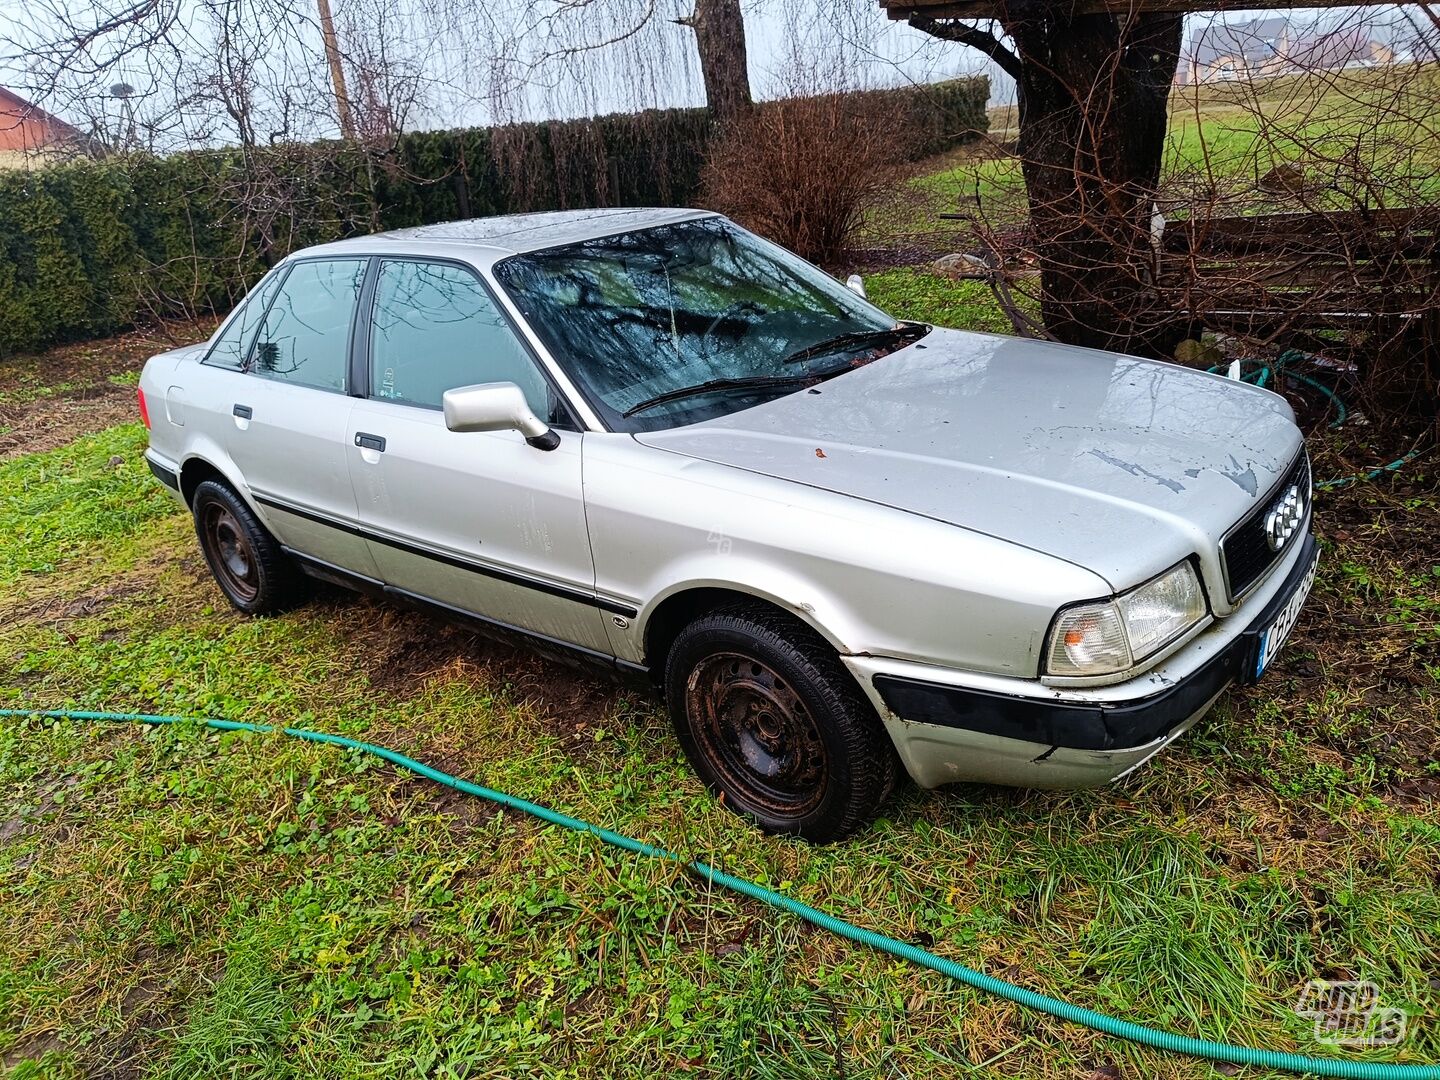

{"left": 845, "top": 273, "right": 867, "bottom": 299}
{"left": 442, "top": 382, "right": 560, "bottom": 450}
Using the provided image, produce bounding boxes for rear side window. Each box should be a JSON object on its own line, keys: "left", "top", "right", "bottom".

{"left": 204, "top": 268, "right": 286, "bottom": 370}
{"left": 250, "top": 259, "right": 368, "bottom": 392}
{"left": 368, "top": 259, "right": 550, "bottom": 414}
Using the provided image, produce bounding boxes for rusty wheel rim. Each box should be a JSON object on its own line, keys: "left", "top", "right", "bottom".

{"left": 686, "top": 651, "right": 828, "bottom": 817}
{"left": 201, "top": 502, "right": 259, "bottom": 603}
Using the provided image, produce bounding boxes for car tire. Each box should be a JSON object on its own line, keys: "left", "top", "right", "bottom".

{"left": 192, "top": 479, "right": 308, "bottom": 615}
{"left": 664, "top": 604, "right": 898, "bottom": 843}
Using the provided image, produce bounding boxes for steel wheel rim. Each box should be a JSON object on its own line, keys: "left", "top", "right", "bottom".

{"left": 686, "top": 651, "right": 828, "bottom": 817}
{"left": 202, "top": 503, "right": 259, "bottom": 602}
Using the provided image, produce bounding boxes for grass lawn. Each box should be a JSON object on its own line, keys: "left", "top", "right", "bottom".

{"left": 865, "top": 271, "right": 1033, "bottom": 337}
{"left": 1, "top": 303, "right": 1438, "bottom": 1078}
{"left": 870, "top": 62, "right": 1440, "bottom": 273}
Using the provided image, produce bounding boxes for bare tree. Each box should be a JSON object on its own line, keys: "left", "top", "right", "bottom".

{"left": 337, "top": 0, "right": 423, "bottom": 140}
{"left": 675, "top": 0, "right": 752, "bottom": 124}
{"left": 926, "top": 5, "right": 1440, "bottom": 418}
{"left": 459, "top": 0, "right": 752, "bottom": 125}
{"left": 908, "top": 5, "right": 1184, "bottom": 356}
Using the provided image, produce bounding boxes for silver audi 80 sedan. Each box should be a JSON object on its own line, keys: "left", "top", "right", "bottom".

{"left": 140, "top": 208, "right": 1317, "bottom": 841}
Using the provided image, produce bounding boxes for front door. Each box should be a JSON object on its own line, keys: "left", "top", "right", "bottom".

{"left": 344, "top": 257, "right": 610, "bottom": 653}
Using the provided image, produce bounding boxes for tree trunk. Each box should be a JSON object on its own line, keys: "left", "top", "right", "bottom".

{"left": 1004, "top": 13, "right": 1183, "bottom": 355}
{"left": 685, "top": 0, "right": 752, "bottom": 126}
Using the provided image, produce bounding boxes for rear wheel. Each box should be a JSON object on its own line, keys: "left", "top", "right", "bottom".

{"left": 664, "top": 605, "right": 897, "bottom": 843}
{"left": 192, "top": 479, "right": 308, "bottom": 615}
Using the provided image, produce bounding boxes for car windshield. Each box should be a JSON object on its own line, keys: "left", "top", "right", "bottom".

{"left": 492, "top": 217, "right": 917, "bottom": 431}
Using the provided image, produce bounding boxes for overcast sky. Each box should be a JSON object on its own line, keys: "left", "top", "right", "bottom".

{"left": 0, "top": 2, "right": 1432, "bottom": 146}
{"left": 433, "top": 4, "right": 1430, "bottom": 122}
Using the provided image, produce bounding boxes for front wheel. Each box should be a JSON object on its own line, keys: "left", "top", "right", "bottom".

{"left": 664, "top": 605, "right": 898, "bottom": 843}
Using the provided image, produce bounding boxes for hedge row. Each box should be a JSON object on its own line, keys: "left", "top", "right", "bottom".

{"left": 0, "top": 78, "right": 987, "bottom": 356}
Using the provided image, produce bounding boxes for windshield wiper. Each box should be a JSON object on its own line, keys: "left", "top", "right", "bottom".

{"left": 623, "top": 374, "right": 816, "bottom": 417}
{"left": 782, "top": 323, "right": 928, "bottom": 366}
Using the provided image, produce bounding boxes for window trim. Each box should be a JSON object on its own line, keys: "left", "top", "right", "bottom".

{"left": 357, "top": 254, "right": 580, "bottom": 430}
{"left": 201, "top": 263, "right": 291, "bottom": 372}
{"left": 242, "top": 254, "right": 372, "bottom": 396}
{"left": 349, "top": 256, "right": 380, "bottom": 398}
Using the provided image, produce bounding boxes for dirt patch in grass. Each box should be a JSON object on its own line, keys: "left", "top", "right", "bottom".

{"left": 10, "top": 568, "right": 159, "bottom": 629}
{"left": 912, "top": 135, "right": 1017, "bottom": 175}
{"left": 0, "top": 320, "right": 214, "bottom": 399}
{"left": 340, "top": 593, "right": 627, "bottom": 723}
{"left": 384, "top": 775, "right": 537, "bottom": 842}
{"left": 844, "top": 242, "right": 951, "bottom": 274}
{"left": 80, "top": 951, "right": 187, "bottom": 1080}
{"left": 0, "top": 381, "right": 141, "bottom": 459}
{"left": 0, "top": 318, "right": 216, "bottom": 459}
{"left": 1, "top": 1032, "right": 62, "bottom": 1072}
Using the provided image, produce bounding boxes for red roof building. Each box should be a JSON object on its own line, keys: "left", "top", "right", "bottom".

{"left": 0, "top": 86, "right": 88, "bottom": 168}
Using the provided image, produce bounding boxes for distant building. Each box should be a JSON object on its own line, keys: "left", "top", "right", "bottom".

{"left": 1180, "top": 17, "right": 1398, "bottom": 85}
{"left": 1184, "top": 17, "right": 1292, "bottom": 84}
{"left": 0, "top": 86, "right": 89, "bottom": 169}
{"left": 1286, "top": 27, "right": 1391, "bottom": 71}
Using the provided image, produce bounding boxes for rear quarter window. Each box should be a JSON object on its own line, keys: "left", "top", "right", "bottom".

{"left": 249, "top": 259, "right": 368, "bottom": 393}
{"left": 204, "top": 268, "right": 288, "bottom": 370}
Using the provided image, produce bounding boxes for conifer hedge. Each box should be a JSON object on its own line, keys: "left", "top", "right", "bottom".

{"left": 0, "top": 78, "right": 987, "bottom": 355}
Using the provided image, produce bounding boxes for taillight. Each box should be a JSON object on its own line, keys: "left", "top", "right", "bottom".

{"left": 137, "top": 386, "right": 151, "bottom": 429}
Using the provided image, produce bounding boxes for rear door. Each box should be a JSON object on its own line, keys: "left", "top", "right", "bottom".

{"left": 222, "top": 257, "right": 380, "bottom": 578}
{"left": 343, "top": 257, "right": 611, "bottom": 653}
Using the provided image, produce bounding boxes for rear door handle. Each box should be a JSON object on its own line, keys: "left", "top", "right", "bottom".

{"left": 233, "top": 404, "right": 252, "bottom": 419}
{"left": 355, "top": 432, "right": 387, "bottom": 452}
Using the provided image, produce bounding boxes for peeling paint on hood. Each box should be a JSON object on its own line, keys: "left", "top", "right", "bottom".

{"left": 635, "top": 328, "right": 1304, "bottom": 594}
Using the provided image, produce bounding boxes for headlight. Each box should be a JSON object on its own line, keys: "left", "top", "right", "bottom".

{"left": 1044, "top": 561, "right": 1208, "bottom": 677}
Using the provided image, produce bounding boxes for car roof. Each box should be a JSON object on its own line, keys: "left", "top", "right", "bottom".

{"left": 297, "top": 207, "right": 719, "bottom": 260}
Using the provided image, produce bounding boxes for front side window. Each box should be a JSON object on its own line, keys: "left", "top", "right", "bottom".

{"left": 368, "top": 259, "right": 553, "bottom": 417}
{"left": 492, "top": 217, "right": 919, "bottom": 431}
{"left": 249, "top": 258, "right": 367, "bottom": 392}
{"left": 204, "top": 267, "right": 286, "bottom": 370}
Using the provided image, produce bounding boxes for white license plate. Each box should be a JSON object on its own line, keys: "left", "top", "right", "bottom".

{"left": 1253, "top": 554, "right": 1318, "bottom": 679}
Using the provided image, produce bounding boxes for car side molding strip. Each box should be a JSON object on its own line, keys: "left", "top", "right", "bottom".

{"left": 254, "top": 493, "right": 640, "bottom": 618}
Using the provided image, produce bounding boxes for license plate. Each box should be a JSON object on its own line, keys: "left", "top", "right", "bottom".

{"left": 1253, "top": 554, "right": 1318, "bottom": 679}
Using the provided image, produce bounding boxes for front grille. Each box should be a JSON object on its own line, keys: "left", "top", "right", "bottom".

{"left": 1220, "top": 452, "right": 1311, "bottom": 600}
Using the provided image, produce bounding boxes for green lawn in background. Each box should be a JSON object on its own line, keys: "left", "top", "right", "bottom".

{"left": 886, "top": 62, "right": 1440, "bottom": 246}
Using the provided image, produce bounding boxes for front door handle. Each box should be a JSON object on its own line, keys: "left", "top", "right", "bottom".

{"left": 233, "top": 404, "right": 252, "bottom": 419}
{"left": 355, "top": 432, "right": 387, "bottom": 452}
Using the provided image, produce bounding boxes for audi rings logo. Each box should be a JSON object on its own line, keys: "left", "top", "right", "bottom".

{"left": 1264, "top": 484, "right": 1306, "bottom": 551}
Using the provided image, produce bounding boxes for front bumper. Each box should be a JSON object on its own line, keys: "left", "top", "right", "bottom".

{"left": 847, "top": 533, "right": 1318, "bottom": 790}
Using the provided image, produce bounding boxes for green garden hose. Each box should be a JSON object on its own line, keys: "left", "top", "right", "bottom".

{"left": 4, "top": 707, "right": 1435, "bottom": 1079}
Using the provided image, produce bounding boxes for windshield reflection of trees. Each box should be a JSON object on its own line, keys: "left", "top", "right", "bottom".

{"left": 497, "top": 219, "right": 889, "bottom": 421}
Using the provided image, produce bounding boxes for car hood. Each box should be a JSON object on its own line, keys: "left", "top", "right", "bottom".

{"left": 634, "top": 328, "right": 1304, "bottom": 592}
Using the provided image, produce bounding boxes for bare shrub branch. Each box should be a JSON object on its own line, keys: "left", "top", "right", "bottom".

{"left": 701, "top": 65, "right": 920, "bottom": 265}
